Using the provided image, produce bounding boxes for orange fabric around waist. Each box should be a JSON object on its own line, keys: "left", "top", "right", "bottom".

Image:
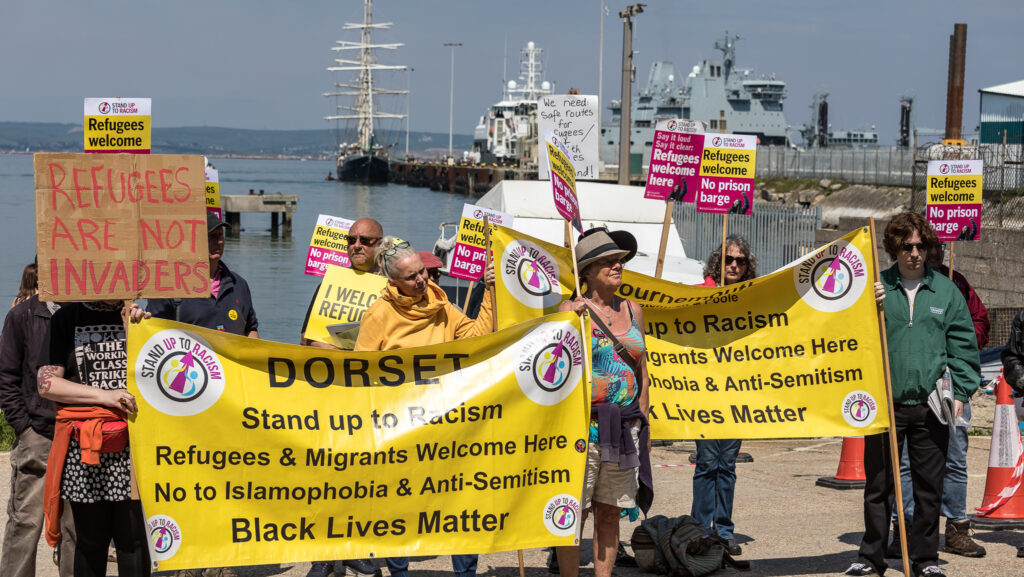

{"left": 44, "top": 405, "right": 127, "bottom": 547}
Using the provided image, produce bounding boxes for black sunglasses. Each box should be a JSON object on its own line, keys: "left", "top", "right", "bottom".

{"left": 725, "top": 255, "right": 748, "bottom": 266}
{"left": 346, "top": 235, "right": 382, "bottom": 247}
{"left": 900, "top": 242, "right": 926, "bottom": 253}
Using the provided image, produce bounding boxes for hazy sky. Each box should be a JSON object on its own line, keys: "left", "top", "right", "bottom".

{"left": 2, "top": 1, "right": 1019, "bottom": 146}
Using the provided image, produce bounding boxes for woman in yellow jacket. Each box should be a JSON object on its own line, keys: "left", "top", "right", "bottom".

{"left": 354, "top": 237, "right": 494, "bottom": 577}
{"left": 354, "top": 238, "right": 493, "bottom": 352}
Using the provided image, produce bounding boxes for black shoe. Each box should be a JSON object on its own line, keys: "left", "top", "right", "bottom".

{"left": 725, "top": 539, "right": 742, "bottom": 556}
{"left": 307, "top": 562, "right": 334, "bottom": 577}
{"left": 885, "top": 521, "right": 902, "bottom": 559}
{"left": 343, "top": 559, "right": 381, "bottom": 577}
{"left": 546, "top": 548, "right": 559, "bottom": 574}
{"left": 616, "top": 542, "right": 637, "bottom": 567}
{"left": 913, "top": 565, "right": 946, "bottom": 577}
{"left": 843, "top": 562, "right": 878, "bottom": 576}
{"left": 1018, "top": 545, "right": 1024, "bottom": 558}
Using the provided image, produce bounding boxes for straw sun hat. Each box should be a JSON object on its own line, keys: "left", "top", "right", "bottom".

{"left": 575, "top": 227, "right": 637, "bottom": 272}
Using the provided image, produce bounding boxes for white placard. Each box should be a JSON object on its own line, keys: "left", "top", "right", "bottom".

{"left": 537, "top": 94, "right": 599, "bottom": 181}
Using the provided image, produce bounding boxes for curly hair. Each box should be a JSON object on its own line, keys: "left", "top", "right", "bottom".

{"left": 703, "top": 235, "right": 758, "bottom": 285}
{"left": 883, "top": 212, "right": 938, "bottom": 260}
{"left": 374, "top": 237, "right": 418, "bottom": 280}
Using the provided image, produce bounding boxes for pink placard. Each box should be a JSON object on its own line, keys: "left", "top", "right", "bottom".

{"left": 645, "top": 131, "right": 703, "bottom": 202}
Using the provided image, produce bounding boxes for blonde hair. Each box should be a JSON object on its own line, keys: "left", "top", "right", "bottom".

{"left": 374, "top": 237, "right": 418, "bottom": 280}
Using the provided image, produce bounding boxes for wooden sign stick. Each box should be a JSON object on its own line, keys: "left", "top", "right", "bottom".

{"left": 948, "top": 241, "right": 956, "bottom": 280}
{"left": 655, "top": 200, "right": 674, "bottom": 279}
{"left": 483, "top": 216, "right": 497, "bottom": 332}
{"left": 720, "top": 214, "right": 729, "bottom": 282}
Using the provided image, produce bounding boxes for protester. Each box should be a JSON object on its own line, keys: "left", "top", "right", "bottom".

{"left": 355, "top": 237, "right": 495, "bottom": 577}
{"left": 557, "top": 227, "right": 652, "bottom": 577}
{"left": 0, "top": 264, "right": 75, "bottom": 577}
{"left": 1000, "top": 306, "right": 1024, "bottom": 558}
{"left": 845, "top": 212, "right": 980, "bottom": 577}
{"left": 689, "top": 236, "right": 758, "bottom": 556}
{"left": 38, "top": 301, "right": 151, "bottom": 577}
{"left": 303, "top": 217, "right": 385, "bottom": 577}
{"left": 887, "top": 243, "right": 989, "bottom": 559}
{"left": 11, "top": 263, "right": 37, "bottom": 309}
{"left": 147, "top": 212, "right": 259, "bottom": 337}
{"left": 300, "top": 217, "right": 384, "bottom": 350}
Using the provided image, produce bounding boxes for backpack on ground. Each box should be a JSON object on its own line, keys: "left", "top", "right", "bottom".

{"left": 631, "top": 514, "right": 749, "bottom": 577}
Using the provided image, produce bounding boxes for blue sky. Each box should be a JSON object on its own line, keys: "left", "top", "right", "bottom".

{"left": 2, "top": 1, "right": 1019, "bottom": 145}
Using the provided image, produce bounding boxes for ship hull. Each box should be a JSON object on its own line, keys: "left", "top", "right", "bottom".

{"left": 337, "top": 154, "right": 389, "bottom": 183}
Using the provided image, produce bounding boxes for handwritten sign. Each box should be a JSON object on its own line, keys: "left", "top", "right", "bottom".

{"left": 448, "top": 204, "right": 514, "bottom": 281}
{"left": 34, "top": 153, "right": 208, "bottom": 301}
{"left": 538, "top": 95, "right": 599, "bottom": 180}
{"left": 644, "top": 119, "right": 706, "bottom": 202}
{"left": 926, "top": 160, "right": 983, "bottom": 241}
{"left": 84, "top": 98, "right": 152, "bottom": 154}
{"left": 204, "top": 166, "right": 221, "bottom": 220}
{"left": 545, "top": 134, "right": 582, "bottom": 232}
{"left": 305, "top": 214, "right": 355, "bottom": 276}
{"left": 695, "top": 133, "right": 757, "bottom": 215}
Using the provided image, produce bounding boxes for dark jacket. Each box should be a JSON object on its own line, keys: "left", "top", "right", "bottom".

{"left": 880, "top": 264, "right": 980, "bottom": 404}
{"left": 0, "top": 295, "right": 58, "bottom": 437}
{"left": 936, "top": 264, "right": 990, "bottom": 349}
{"left": 147, "top": 261, "right": 258, "bottom": 336}
{"left": 1002, "top": 309, "right": 1024, "bottom": 396}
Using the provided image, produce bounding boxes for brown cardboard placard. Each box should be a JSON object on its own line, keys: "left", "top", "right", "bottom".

{"left": 34, "top": 153, "right": 210, "bottom": 301}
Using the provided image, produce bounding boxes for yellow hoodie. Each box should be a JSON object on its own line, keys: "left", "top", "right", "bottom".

{"left": 354, "top": 281, "right": 494, "bottom": 351}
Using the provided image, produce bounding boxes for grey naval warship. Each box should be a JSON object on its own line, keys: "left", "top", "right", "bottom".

{"left": 600, "top": 33, "right": 789, "bottom": 167}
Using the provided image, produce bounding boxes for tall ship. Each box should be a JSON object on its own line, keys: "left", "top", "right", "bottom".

{"left": 472, "top": 41, "right": 555, "bottom": 166}
{"left": 324, "top": 0, "right": 407, "bottom": 183}
{"left": 600, "top": 33, "right": 789, "bottom": 166}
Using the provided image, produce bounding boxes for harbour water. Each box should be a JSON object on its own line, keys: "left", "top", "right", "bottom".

{"left": 0, "top": 154, "right": 470, "bottom": 344}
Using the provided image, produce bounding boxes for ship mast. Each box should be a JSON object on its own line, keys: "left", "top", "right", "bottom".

{"left": 324, "top": 0, "right": 406, "bottom": 154}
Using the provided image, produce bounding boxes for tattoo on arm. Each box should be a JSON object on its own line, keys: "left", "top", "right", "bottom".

{"left": 38, "top": 365, "right": 59, "bottom": 393}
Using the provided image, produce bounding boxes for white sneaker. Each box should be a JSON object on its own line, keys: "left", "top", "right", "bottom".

{"left": 843, "top": 562, "right": 878, "bottom": 576}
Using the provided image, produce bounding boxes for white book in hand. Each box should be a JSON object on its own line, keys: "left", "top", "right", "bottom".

{"left": 927, "top": 366, "right": 955, "bottom": 426}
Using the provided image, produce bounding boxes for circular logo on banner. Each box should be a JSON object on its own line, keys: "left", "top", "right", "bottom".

{"left": 711, "top": 136, "right": 722, "bottom": 147}
{"left": 135, "top": 329, "right": 226, "bottom": 416}
{"left": 939, "top": 163, "right": 950, "bottom": 174}
{"left": 793, "top": 240, "right": 868, "bottom": 312}
{"left": 500, "top": 240, "right": 563, "bottom": 310}
{"left": 98, "top": 101, "right": 111, "bottom": 114}
{"left": 473, "top": 209, "right": 483, "bottom": 219}
{"left": 543, "top": 494, "right": 580, "bottom": 538}
{"left": 666, "top": 120, "right": 678, "bottom": 131}
{"left": 148, "top": 515, "right": 182, "bottom": 561}
{"left": 842, "top": 391, "right": 878, "bottom": 428}
{"left": 514, "top": 322, "right": 584, "bottom": 406}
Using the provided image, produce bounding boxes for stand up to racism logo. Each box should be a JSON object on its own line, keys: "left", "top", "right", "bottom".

{"left": 500, "top": 240, "right": 565, "bottom": 310}
{"left": 135, "top": 329, "right": 226, "bottom": 416}
{"left": 793, "top": 238, "right": 868, "bottom": 313}
{"left": 542, "top": 494, "right": 581, "bottom": 539}
{"left": 514, "top": 321, "right": 584, "bottom": 406}
{"left": 148, "top": 515, "right": 183, "bottom": 561}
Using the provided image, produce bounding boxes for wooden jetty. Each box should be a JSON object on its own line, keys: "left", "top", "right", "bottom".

{"left": 389, "top": 160, "right": 635, "bottom": 196}
{"left": 222, "top": 189, "right": 297, "bottom": 235}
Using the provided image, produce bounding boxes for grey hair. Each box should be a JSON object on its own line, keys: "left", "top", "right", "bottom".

{"left": 374, "top": 236, "right": 419, "bottom": 280}
{"left": 703, "top": 235, "right": 758, "bottom": 284}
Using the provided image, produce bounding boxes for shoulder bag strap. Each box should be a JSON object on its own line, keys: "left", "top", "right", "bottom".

{"left": 585, "top": 303, "right": 643, "bottom": 380}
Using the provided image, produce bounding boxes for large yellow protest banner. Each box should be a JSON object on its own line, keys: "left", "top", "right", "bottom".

{"left": 492, "top": 226, "right": 889, "bottom": 439}
{"left": 127, "top": 314, "right": 590, "bottom": 570}
{"left": 303, "top": 266, "right": 387, "bottom": 348}
{"left": 492, "top": 225, "right": 575, "bottom": 329}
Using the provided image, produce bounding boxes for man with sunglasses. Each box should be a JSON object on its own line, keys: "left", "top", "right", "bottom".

{"left": 845, "top": 212, "right": 979, "bottom": 577}
{"left": 300, "top": 218, "right": 384, "bottom": 349}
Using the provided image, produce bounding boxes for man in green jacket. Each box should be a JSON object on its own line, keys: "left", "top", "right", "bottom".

{"left": 845, "top": 212, "right": 980, "bottom": 577}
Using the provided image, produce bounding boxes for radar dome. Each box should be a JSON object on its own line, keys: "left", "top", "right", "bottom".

{"left": 668, "top": 74, "right": 675, "bottom": 83}
{"left": 541, "top": 81, "right": 551, "bottom": 90}
{"left": 692, "top": 65, "right": 701, "bottom": 75}
{"left": 508, "top": 80, "right": 517, "bottom": 90}
{"left": 528, "top": 41, "right": 535, "bottom": 50}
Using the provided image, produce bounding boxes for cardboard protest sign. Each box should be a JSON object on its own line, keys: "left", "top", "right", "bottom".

{"left": 34, "top": 153, "right": 208, "bottom": 301}
{"left": 204, "top": 166, "right": 221, "bottom": 220}
{"left": 305, "top": 214, "right": 355, "bottom": 276}
{"left": 84, "top": 98, "right": 152, "bottom": 154}
{"left": 448, "top": 204, "right": 513, "bottom": 282}
{"left": 303, "top": 265, "right": 387, "bottom": 348}
{"left": 695, "top": 133, "right": 757, "bottom": 215}
{"left": 128, "top": 313, "right": 590, "bottom": 568}
{"left": 538, "top": 95, "right": 599, "bottom": 180}
{"left": 644, "top": 119, "right": 705, "bottom": 202}
{"left": 545, "top": 134, "right": 582, "bottom": 232}
{"left": 926, "top": 160, "right": 983, "bottom": 241}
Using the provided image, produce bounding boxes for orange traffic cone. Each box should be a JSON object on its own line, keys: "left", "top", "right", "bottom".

{"left": 972, "top": 371, "right": 1024, "bottom": 529}
{"left": 816, "top": 436, "right": 867, "bottom": 490}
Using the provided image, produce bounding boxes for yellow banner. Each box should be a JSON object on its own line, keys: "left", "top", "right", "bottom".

{"left": 492, "top": 226, "right": 576, "bottom": 329}
{"left": 492, "top": 226, "right": 890, "bottom": 439}
{"left": 303, "top": 266, "right": 387, "bottom": 348}
{"left": 128, "top": 313, "right": 591, "bottom": 570}
{"left": 926, "top": 175, "right": 983, "bottom": 204}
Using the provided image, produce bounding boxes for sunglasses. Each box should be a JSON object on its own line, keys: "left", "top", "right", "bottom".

{"left": 725, "top": 255, "right": 748, "bottom": 266}
{"left": 900, "top": 242, "right": 926, "bottom": 253}
{"left": 345, "top": 235, "right": 382, "bottom": 247}
{"left": 382, "top": 240, "right": 411, "bottom": 259}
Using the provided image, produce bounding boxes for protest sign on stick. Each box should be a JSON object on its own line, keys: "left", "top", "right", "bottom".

{"left": 449, "top": 204, "right": 513, "bottom": 282}
{"left": 204, "top": 166, "right": 222, "bottom": 220}
{"left": 34, "top": 153, "right": 208, "bottom": 301}
{"left": 538, "top": 95, "right": 599, "bottom": 180}
{"left": 84, "top": 98, "right": 152, "bottom": 154}
{"left": 645, "top": 119, "right": 705, "bottom": 277}
{"left": 305, "top": 214, "right": 355, "bottom": 277}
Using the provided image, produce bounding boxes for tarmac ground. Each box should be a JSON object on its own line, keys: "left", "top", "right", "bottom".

{"left": 3, "top": 436, "right": 1023, "bottom": 577}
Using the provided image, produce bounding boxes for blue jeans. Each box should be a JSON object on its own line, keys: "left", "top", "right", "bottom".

{"left": 894, "top": 402, "right": 970, "bottom": 523}
{"left": 691, "top": 439, "right": 742, "bottom": 539}
{"left": 385, "top": 555, "right": 477, "bottom": 577}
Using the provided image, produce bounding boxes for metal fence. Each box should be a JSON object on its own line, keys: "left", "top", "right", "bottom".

{"left": 674, "top": 202, "right": 823, "bottom": 275}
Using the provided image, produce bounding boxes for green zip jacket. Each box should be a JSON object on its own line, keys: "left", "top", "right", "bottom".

{"left": 880, "top": 264, "right": 980, "bottom": 404}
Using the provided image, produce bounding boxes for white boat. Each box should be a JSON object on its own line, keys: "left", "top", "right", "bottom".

{"left": 434, "top": 180, "right": 705, "bottom": 285}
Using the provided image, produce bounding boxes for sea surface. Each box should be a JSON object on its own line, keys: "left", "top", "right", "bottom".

{"left": 0, "top": 154, "right": 470, "bottom": 344}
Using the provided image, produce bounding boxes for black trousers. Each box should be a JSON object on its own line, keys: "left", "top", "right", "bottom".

{"left": 69, "top": 500, "right": 150, "bottom": 577}
{"left": 859, "top": 404, "right": 949, "bottom": 574}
